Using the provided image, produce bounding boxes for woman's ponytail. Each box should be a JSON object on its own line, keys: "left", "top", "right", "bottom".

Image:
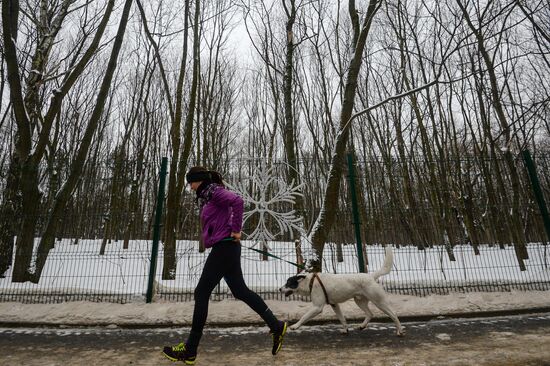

{"left": 210, "top": 171, "right": 224, "bottom": 186}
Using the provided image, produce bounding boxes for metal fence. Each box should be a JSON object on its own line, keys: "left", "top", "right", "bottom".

{"left": 1, "top": 239, "right": 549, "bottom": 304}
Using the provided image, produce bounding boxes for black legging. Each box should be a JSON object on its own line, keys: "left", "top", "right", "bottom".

{"left": 186, "top": 241, "right": 279, "bottom": 351}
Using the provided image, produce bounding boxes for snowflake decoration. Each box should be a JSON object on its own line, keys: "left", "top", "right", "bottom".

{"left": 229, "top": 163, "right": 305, "bottom": 246}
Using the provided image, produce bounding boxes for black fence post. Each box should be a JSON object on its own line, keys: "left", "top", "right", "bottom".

{"left": 146, "top": 157, "right": 168, "bottom": 303}
{"left": 347, "top": 153, "right": 366, "bottom": 273}
{"left": 522, "top": 150, "right": 550, "bottom": 246}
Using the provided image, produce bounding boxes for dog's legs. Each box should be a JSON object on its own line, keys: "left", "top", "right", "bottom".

{"left": 330, "top": 304, "right": 349, "bottom": 334}
{"left": 370, "top": 299, "right": 404, "bottom": 336}
{"left": 354, "top": 296, "right": 374, "bottom": 330}
{"left": 290, "top": 304, "right": 324, "bottom": 330}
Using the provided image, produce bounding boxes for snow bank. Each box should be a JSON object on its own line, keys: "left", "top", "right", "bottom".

{"left": 1, "top": 290, "right": 549, "bottom": 327}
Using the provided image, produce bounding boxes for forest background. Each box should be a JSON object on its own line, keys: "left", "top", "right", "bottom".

{"left": 0, "top": 0, "right": 549, "bottom": 285}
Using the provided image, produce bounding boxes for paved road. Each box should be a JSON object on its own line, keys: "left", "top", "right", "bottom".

{"left": 2, "top": 313, "right": 550, "bottom": 365}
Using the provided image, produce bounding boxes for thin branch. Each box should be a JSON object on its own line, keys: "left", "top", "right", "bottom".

{"left": 135, "top": 0, "right": 175, "bottom": 122}
{"left": 339, "top": 78, "right": 441, "bottom": 140}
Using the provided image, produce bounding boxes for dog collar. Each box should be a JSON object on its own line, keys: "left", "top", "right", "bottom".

{"left": 309, "top": 273, "right": 334, "bottom": 306}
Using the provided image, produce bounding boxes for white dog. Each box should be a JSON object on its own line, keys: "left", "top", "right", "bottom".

{"left": 279, "top": 247, "right": 403, "bottom": 336}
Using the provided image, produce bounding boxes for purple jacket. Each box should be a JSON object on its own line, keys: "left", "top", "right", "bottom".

{"left": 200, "top": 186, "right": 244, "bottom": 248}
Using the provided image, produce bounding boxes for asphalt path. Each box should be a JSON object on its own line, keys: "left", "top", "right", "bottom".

{"left": 2, "top": 313, "right": 550, "bottom": 365}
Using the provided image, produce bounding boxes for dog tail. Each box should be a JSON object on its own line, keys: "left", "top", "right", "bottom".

{"left": 373, "top": 246, "right": 394, "bottom": 281}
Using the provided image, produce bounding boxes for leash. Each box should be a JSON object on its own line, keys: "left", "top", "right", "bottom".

{"left": 219, "top": 237, "right": 306, "bottom": 270}
{"left": 246, "top": 246, "right": 306, "bottom": 270}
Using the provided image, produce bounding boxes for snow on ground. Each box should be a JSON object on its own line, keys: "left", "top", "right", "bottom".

{"left": 1, "top": 290, "right": 549, "bottom": 327}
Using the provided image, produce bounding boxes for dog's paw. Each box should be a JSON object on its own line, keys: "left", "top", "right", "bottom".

{"left": 289, "top": 324, "right": 299, "bottom": 330}
{"left": 396, "top": 328, "right": 406, "bottom": 337}
{"left": 339, "top": 328, "right": 349, "bottom": 335}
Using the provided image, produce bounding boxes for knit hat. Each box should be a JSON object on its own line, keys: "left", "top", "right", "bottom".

{"left": 186, "top": 169, "right": 212, "bottom": 184}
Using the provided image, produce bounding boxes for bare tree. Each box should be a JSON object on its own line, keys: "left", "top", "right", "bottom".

{"left": 456, "top": 0, "right": 528, "bottom": 269}
{"left": 1, "top": 0, "right": 121, "bottom": 281}
{"left": 195, "top": 1, "right": 240, "bottom": 169}
{"left": 308, "top": 0, "right": 381, "bottom": 271}
{"left": 161, "top": 0, "right": 201, "bottom": 278}
{"left": 241, "top": 0, "right": 286, "bottom": 161}
{"left": 30, "top": 0, "right": 135, "bottom": 282}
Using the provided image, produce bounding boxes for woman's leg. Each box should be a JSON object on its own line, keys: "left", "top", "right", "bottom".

{"left": 186, "top": 247, "right": 225, "bottom": 352}
{"left": 222, "top": 243, "right": 280, "bottom": 331}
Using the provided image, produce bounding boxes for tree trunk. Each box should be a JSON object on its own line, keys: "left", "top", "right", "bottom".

{"left": 280, "top": 0, "right": 307, "bottom": 253}
{"left": 163, "top": 0, "right": 200, "bottom": 280}
{"left": 0, "top": 153, "right": 21, "bottom": 277}
{"left": 309, "top": 0, "right": 380, "bottom": 272}
{"left": 12, "top": 159, "right": 41, "bottom": 282}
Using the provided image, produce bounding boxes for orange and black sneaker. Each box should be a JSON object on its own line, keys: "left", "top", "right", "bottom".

{"left": 162, "top": 342, "right": 197, "bottom": 365}
{"left": 271, "top": 321, "right": 288, "bottom": 355}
